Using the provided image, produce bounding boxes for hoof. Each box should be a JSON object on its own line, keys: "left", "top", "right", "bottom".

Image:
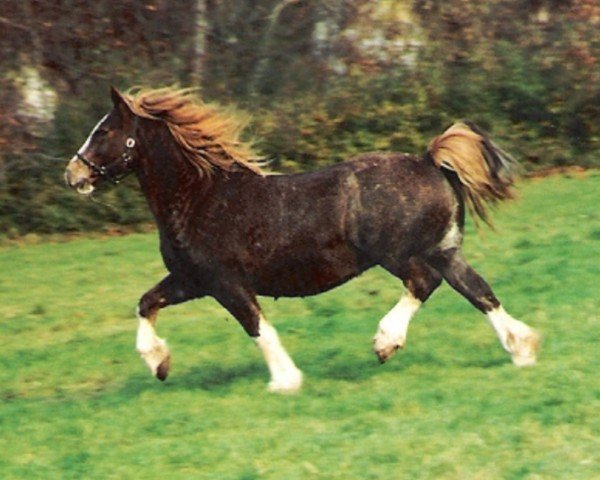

{"left": 507, "top": 329, "right": 540, "bottom": 368}
{"left": 156, "top": 355, "right": 171, "bottom": 381}
{"left": 374, "top": 344, "right": 401, "bottom": 364}
{"left": 267, "top": 382, "right": 302, "bottom": 394}
{"left": 373, "top": 328, "right": 405, "bottom": 364}
{"left": 267, "top": 369, "right": 303, "bottom": 394}
{"left": 512, "top": 354, "right": 536, "bottom": 367}
{"left": 137, "top": 337, "right": 170, "bottom": 380}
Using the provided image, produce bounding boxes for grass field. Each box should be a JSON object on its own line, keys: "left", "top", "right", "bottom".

{"left": 1, "top": 172, "right": 599, "bottom": 479}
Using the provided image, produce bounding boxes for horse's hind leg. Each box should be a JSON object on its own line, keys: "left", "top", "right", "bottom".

{"left": 137, "top": 274, "right": 196, "bottom": 380}
{"left": 374, "top": 258, "right": 442, "bottom": 363}
{"left": 428, "top": 249, "right": 539, "bottom": 366}
{"left": 215, "top": 287, "right": 302, "bottom": 393}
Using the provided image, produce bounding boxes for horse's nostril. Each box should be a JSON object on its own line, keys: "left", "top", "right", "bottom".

{"left": 65, "top": 171, "right": 86, "bottom": 190}
{"left": 64, "top": 170, "right": 84, "bottom": 189}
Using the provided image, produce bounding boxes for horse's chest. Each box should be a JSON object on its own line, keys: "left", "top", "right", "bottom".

{"left": 159, "top": 236, "right": 204, "bottom": 277}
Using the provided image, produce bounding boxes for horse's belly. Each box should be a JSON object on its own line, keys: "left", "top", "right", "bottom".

{"left": 253, "top": 249, "right": 368, "bottom": 298}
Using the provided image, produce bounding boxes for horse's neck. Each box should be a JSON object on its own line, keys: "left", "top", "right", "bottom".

{"left": 135, "top": 130, "right": 205, "bottom": 234}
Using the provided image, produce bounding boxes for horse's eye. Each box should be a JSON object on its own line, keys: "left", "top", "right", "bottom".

{"left": 96, "top": 128, "right": 109, "bottom": 137}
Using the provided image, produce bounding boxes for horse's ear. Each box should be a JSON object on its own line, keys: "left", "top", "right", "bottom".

{"left": 110, "top": 86, "right": 125, "bottom": 106}
{"left": 110, "top": 86, "right": 133, "bottom": 117}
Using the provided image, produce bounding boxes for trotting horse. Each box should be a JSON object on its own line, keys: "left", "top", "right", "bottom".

{"left": 65, "top": 87, "right": 539, "bottom": 392}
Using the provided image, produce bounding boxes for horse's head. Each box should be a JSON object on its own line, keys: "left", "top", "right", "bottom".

{"left": 65, "top": 87, "right": 139, "bottom": 195}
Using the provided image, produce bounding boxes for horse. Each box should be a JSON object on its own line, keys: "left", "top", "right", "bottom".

{"left": 65, "top": 86, "right": 539, "bottom": 393}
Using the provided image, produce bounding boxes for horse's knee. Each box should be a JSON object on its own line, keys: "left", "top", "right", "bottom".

{"left": 138, "top": 291, "right": 162, "bottom": 319}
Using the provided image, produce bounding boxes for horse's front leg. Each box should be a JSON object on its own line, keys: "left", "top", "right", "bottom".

{"left": 136, "top": 274, "right": 195, "bottom": 380}
{"left": 215, "top": 286, "right": 303, "bottom": 393}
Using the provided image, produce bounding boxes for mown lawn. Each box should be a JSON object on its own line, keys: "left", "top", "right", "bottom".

{"left": 1, "top": 172, "right": 599, "bottom": 479}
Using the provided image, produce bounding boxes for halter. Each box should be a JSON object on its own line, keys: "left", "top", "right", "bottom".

{"left": 76, "top": 118, "right": 139, "bottom": 185}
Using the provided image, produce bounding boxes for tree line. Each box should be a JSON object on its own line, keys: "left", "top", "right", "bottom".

{"left": 1, "top": 0, "right": 598, "bottom": 235}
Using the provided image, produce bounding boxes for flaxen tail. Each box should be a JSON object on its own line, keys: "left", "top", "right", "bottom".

{"left": 427, "top": 121, "right": 517, "bottom": 227}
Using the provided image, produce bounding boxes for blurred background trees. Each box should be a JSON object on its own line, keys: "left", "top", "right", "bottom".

{"left": 1, "top": 0, "right": 598, "bottom": 235}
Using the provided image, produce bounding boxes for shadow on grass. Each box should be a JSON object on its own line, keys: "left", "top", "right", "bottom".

{"left": 111, "top": 346, "right": 509, "bottom": 402}
{"left": 113, "top": 356, "right": 390, "bottom": 401}
{"left": 334, "top": 348, "right": 510, "bottom": 378}
{"left": 112, "top": 361, "right": 265, "bottom": 400}
{"left": 457, "top": 355, "right": 508, "bottom": 369}
{"left": 303, "top": 347, "right": 476, "bottom": 381}
{"left": 173, "top": 361, "right": 264, "bottom": 391}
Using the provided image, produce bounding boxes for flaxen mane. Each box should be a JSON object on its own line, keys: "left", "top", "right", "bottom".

{"left": 124, "top": 87, "right": 263, "bottom": 177}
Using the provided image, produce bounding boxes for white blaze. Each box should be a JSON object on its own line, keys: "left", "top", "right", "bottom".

{"left": 78, "top": 114, "right": 108, "bottom": 155}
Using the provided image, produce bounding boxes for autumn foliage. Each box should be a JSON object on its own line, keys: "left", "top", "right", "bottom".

{"left": 0, "top": 1, "right": 597, "bottom": 235}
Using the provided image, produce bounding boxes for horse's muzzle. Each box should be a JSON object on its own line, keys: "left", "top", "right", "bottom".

{"left": 65, "top": 156, "right": 95, "bottom": 195}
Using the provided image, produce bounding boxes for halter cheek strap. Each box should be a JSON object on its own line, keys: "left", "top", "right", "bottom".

{"left": 77, "top": 118, "right": 139, "bottom": 185}
{"left": 76, "top": 137, "right": 135, "bottom": 184}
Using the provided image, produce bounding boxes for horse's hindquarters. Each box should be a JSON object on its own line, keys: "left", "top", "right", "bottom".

{"left": 342, "top": 157, "right": 456, "bottom": 263}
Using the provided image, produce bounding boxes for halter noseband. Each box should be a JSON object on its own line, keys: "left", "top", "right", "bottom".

{"left": 76, "top": 137, "right": 135, "bottom": 185}
{"left": 76, "top": 117, "right": 139, "bottom": 185}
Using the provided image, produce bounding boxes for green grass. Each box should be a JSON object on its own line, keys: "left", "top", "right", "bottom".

{"left": 1, "top": 173, "right": 599, "bottom": 479}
